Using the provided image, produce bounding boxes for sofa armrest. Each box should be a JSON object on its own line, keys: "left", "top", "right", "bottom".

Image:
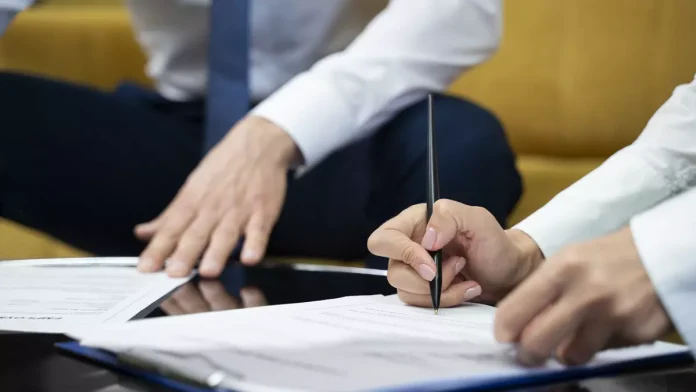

{"left": 0, "top": 3, "right": 149, "bottom": 90}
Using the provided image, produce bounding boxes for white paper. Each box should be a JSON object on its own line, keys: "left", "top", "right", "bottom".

{"left": 69, "top": 295, "right": 691, "bottom": 392}
{"left": 0, "top": 257, "right": 192, "bottom": 333}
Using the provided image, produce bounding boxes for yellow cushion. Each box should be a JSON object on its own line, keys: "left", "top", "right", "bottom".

{"left": 0, "top": 4, "right": 149, "bottom": 89}
{"left": 449, "top": 0, "right": 696, "bottom": 158}
{"left": 0, "top": 220, "right": 87, "bottom": 260}
{"left": 508, "top": 156, "right": 600, "bottom": 226}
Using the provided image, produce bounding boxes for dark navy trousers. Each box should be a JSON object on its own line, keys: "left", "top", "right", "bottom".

{"left": 0, "top": 72, "right": 522, "bottom": 268}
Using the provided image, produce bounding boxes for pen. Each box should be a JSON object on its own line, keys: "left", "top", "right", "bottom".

{"left": 427, "top": 93, "right": 442, "bottom": 314}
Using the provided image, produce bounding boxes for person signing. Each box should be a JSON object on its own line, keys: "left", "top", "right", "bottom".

{"left": 368, "top": 74, "right": 696, "bottom": 366}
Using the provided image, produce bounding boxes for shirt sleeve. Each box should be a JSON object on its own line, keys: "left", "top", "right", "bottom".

{"left": 0, "top": 10, "right": 16, "bottom": 35}
{"left": 630, "top": 186, "right": 696, "bottom": 354}
{"left": 251, "top": 0, "right": 502, "bottom": 174}
{"left": 514, "top": 74, "right": 696, "bottom": 257}
{"left": 0, "top": 0, "right": 33, "bottom": 36}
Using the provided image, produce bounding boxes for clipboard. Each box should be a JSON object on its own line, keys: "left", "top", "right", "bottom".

{"left": 57, "top": 342, "right": 215, "bottom": 392}
{"left": 56, "top": 340, "right": 693, "bottom": 392}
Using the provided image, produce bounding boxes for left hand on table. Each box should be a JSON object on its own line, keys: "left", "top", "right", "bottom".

{"left": 134, "top": 115, "right": 300, "bottom": 278}
{"left": 494, "top": 226, "right": 673, "bottom": 366}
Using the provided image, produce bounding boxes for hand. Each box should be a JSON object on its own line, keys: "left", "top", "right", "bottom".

{"left": 160, "top": 280, "right": 267, "bottom": 315}
{"left": 135, "top": 115, "right": 301, "bottom": 278}
{"left": 367, "top": 200, "right": 543, "bottom": 308}
{"left": 494, "top": 226, "right": 673, "bottom": 366}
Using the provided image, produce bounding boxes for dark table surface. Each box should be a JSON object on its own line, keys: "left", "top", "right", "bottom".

{"left": 1, "top": 262, "right": 694, "bottom": 392}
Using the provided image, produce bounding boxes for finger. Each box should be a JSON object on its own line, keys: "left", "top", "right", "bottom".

{"left": 167, "top": 210, "right": 219, "bottom": 277}
{"left": 495, "top": 264, "right": 563, "bottom": 343}
{"left": 138, "top": 206, "right": 197, "bottom": 273}
{"left": 240, "top": 207, "right": 275, "bottom": 265}
{"left": 240, "top": 286, "right": 268, "bottom": 308}
{"left": 556, "top": 321, "right": 612, "bottom": 365}
{"left": 422, "top": 200, "right": 497, "bottom": 251}
{"left": 199, "top": 280, "right": 241, "bottom": 311}
{"left": 134, "top": 216, "right": 162, "bottom": 241}
{"left": 368, "top": 206, "right": 436, "bottom": 281}
{"left": 513, "top": 298, "right": 586, "bottom": 366}
{"left": 387, "top": 255, "right": 466, "bottom": 295}
{"left": 396, "top": 276, "right": 482, "bottom": 308}
{"left": 200, "top": 209, "right": 242, "bottom": 278}
{"left": 170, "top": 283, "right": 211, "bottom": 314}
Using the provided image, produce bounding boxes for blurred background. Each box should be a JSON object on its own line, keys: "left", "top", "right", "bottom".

{"left": 1, "top": 0, "right": 696, "bottom": 260}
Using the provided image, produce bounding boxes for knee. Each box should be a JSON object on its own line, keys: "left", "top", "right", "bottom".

{"left": 389, "top": 94, "right": 509, "bottom": 150}
{"left": 0, "top": 71, "right": 28, "bottom": 88}
{"left": 431, "top": 94, "right": 507, "bottom": 147}
{"left": 369, "top": 94, "right": 522, "bottom": 226}
{"left": 0, "top": 72, "right": 39, "bottom": 105}
{"left": 410, "top": 94, "right": 522, "bottom": 222}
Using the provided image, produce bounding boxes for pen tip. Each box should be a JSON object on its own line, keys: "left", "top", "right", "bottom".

{"left": 434, "top": 309, "right": 438, "bottom": 315}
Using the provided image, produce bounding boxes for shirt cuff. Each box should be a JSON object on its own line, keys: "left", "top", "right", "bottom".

{"left": 631, "top": 188, "right": 696, "bottom": 355}
{"left": 513, "top": 148, "right": 675, "bottom": 258}
{"left": 0, "top": 10, "right": 16, "bottom": 36}
{"left": 513, "top": 212, "right": 564, "bottom": 259}
{"left": 250, "top": 71, "right": 356, "bottom": 176}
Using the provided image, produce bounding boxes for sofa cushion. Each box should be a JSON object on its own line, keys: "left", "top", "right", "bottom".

{"left": 450, "top": 0, "right": 696, "bottom": 158}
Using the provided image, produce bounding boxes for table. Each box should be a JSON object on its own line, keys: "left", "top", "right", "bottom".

{"left": 0, "top": 262, "right": 694, "bottom": 392}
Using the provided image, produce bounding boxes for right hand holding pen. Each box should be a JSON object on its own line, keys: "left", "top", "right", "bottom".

{"left": 367, "top": 200, "right": 542, "bottom": 307}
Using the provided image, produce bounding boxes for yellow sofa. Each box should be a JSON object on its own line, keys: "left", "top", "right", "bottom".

{"left": 1, "top": 0, "right": 696, "bottom": 260}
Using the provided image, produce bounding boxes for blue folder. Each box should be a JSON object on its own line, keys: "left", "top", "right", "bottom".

{"left": 57, "top": 341, "right": 693, "bottom": 392}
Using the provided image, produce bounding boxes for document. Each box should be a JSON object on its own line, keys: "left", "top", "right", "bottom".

{"left": 0, "top": 257, "right": 192, "bottom": 333}
{"left": 69, "top": 295, "right": 690, "bottom": 392}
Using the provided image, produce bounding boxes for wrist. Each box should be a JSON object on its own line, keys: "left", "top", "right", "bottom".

{"left": 506, "top": 228, "right": 544, "bottom": 280}
{"left": 241, "top": 115, "right": 303, "bottom": 168}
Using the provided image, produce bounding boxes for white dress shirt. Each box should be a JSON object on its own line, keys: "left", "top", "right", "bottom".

{"left": 0, "top": 0, "right": 31, "bottom": 34}
{"left": 126, "top": 0, "right": 502, "bottom": 172}
{"left": 515, "top": 74, "right": 696, "bottom": 354}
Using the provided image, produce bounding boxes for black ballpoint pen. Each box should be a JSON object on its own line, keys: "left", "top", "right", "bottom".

{"left": 427, "top": 93, "right": 442, "bottom": 314}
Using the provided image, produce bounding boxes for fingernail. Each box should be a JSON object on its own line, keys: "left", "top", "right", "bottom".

{"left": 199, "top": 259, "right": 215, "bottom": 274}
{"left": 455, "top": 258, "right": 466, "bottom": 274}
{"left": 242, "top": 249, "right": 258, "bottom": 262}
{"left": 168, "top": 261, "right": 189, "bottom": 276}
{"left": 417, "top": 264, "right": 436, "bottom": 281}
{"left": 421, "top": 227, "right": 437, "bottom": 250}
{"left": 464, "top": 285, "right": 481, "bottom": 300}
{"left": 494, "top": 323, "right": 514, "bottom": 343}
{"left": 138, "top": 258, "right": 156, "bottom": 271}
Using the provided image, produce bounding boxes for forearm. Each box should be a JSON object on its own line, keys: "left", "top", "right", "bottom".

{"left": 514, "top": 75, "right": 696, "bottom": 257}
{"left": 252, "top": 0, "right": 502, "bottom": 174}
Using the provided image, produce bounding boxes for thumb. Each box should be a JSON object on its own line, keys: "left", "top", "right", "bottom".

{"left": 421, "top": 199, "right": 494, "bottom": 251}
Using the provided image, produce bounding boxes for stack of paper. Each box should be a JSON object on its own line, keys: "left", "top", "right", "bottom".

{"left": 0, "top": 257, "right": 192, "bottom": 333}
{"left": 68, "top": 294, "right": 691, "bottom": 392}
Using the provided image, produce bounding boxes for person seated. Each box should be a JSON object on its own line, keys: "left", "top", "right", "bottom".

{"left": 0, "top": 0, "right": 521, "bottom": 276}
{"left": 368, "top": 73, "right": 696, "bottom": 366}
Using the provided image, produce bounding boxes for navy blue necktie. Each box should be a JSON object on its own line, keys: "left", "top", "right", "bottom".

{"left": 204, "top": 0, "right": 250, "bottom": 153}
